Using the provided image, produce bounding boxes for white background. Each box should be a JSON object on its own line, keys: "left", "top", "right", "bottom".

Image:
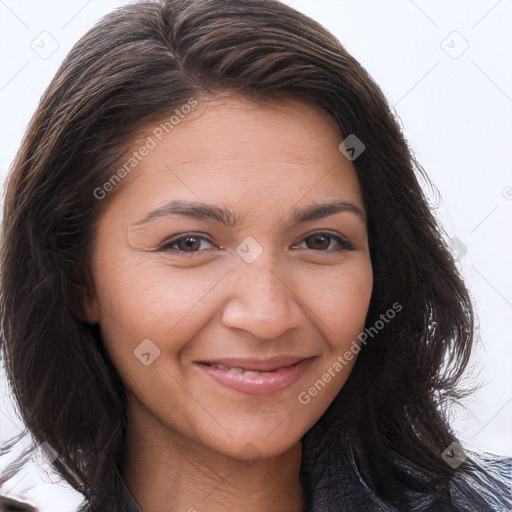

{"left": 0, "top": 0, "right": 511, "bottom": 509}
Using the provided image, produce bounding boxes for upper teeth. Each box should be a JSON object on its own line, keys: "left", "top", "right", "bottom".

{"left": 211, "top": 363, "right": 286, "bottom": 375}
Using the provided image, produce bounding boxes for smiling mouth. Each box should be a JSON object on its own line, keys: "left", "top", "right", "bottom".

{"left": 195, "top": 356, "right": 317, "bottom": 395}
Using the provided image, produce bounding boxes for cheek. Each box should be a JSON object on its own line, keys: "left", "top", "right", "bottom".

{"left": 91, "top": 252, "right": 233, "bottom": 395}
{"left": 93, "top": 253, "right": 220, "bottom": 338}
{"left": 296, "top": 262, "right": 373, "bottom": 408}
{"left": 306, "top": 260, "right": 373, "bottom": 345}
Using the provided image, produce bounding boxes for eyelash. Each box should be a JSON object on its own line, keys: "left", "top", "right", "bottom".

{"left": 158, "top": 232, "right": 354, "bottom": 255}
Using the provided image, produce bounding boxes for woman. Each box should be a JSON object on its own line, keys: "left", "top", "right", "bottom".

{"left": 1, "top": 0, "right": 510, "bottom": 510}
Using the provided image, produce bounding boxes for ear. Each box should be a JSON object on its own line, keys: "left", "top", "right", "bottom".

{"left": 82, "top": 283, "right": 100, "bottom": 325}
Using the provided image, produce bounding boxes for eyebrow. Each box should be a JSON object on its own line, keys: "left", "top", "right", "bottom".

{"left": 132, "top": 198, "right": 366, "bottom": 228}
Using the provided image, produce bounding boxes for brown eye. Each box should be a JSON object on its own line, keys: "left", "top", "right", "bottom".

{"left": 306, "top": 234, "right": 330, "bottom": 250}
{"left": 298, "top": 232, "right": 353, "bottom": 252}
{"left": 159, "top": 234, "right": 216, "bottom": 254}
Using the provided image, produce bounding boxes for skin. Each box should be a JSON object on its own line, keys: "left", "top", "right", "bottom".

{"left": 84, "top": 95, "right": 373, "bottom": 512}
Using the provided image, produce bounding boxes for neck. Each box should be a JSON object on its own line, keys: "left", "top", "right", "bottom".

{"left": 121, "top": 396, "right": 305, "bottom": 512}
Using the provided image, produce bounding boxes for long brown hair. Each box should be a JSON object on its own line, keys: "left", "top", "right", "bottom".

{"left": 1, "top": 0, "right": 510, "bottom": 510}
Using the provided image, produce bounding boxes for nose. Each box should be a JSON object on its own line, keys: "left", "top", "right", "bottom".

{"left": 221, "top": 255, "right": 304, "bottom": 340}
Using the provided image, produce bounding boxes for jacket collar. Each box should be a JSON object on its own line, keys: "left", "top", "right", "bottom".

{"left": 117, "top": 473, "right": 142, "bottom": 512}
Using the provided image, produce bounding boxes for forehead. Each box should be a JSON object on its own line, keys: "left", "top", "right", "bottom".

{"left": 102, "top": 95, "right": 364, "bottom": 219}
{"left": 131, "top": 94, "right": 346, "bottom": 165}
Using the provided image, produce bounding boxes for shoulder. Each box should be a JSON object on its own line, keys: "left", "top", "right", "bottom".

{"left": 0, "top": 495, "right": 37, "bottom": 511}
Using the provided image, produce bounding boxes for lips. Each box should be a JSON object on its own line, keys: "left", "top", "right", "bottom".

{"left": 195, "top": 355, "right": 316, "bottom": 395}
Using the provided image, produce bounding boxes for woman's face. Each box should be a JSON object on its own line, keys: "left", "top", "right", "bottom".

{"left": 85, "top": 95, "right": 373, "bottom": 461}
